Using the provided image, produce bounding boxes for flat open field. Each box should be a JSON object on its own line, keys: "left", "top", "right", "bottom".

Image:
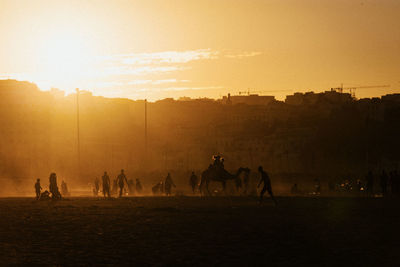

{"left": 0, "top": 196, "right": 399, "bottom": 266}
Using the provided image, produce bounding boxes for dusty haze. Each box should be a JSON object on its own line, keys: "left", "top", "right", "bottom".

{"left": 1, "top": 80, "right": 399, "bottom": 196}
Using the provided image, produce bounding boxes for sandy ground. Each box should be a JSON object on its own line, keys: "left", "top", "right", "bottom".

{"left": 0, "top": 196, "right": 399, "bottom": 266}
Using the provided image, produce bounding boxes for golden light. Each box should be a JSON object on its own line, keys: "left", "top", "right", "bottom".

{"left": 34, "top": 30, "right": 96, "bottom": 94}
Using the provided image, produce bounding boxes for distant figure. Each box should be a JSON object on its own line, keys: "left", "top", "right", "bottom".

{"left": 34, "top": 178, "right": 42, "bottom": 200}
{"left": 190, "top": 172, "right": 198, "bottom": 194}
{"left": 61, "top": 180, "right": 69, "bottom": 196}
{"left": 366, "top": 171, "right": 374, "bottom": 197}
{"left": 164, "top": 173, "right": 176, "bottom": 196}
{"left": 380, "top": 170, "right": 388, "bottom": 196}
{"left": 94, "top": 177, "right": 100, "bottom": 196}
{"left": 128, "top": 179, "right": 135, "bottom": 195}
{"left": 314, "top": 178, "right": 321, "bottom": 194}
{"left": 49, "top": 173, "right": 61, "bottom": 200}
{"left": 291, "top": 183, "right": 298, "bottom": 195}
{"left": 136, "top": 179, "right": 143, "bottom": 194}
{"left": 102, "top": 171, "right": 111, "bottom": 198}
{"left": 257, "top": 166, "right": 277, "bottom": 205}
{"left": 212, "top": 155, "right": 224, "bottom": 169}
{"left": 116, "top": 169, "right": 128, "bottom": 197}
{"left": 213, "top": 155, "right": 221, "bottom": 166}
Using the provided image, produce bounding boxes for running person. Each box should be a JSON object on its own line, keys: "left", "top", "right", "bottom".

{"left": 257, "top": 166, "right": 277, "bottom": 205}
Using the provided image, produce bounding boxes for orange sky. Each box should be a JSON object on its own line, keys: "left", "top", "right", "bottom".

{"left": 0, "top": 0, "right": 399, "bottom": 100}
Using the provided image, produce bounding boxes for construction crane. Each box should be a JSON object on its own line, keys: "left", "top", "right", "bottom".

{"left": 330, "top": 84, "right": 390, "bottom": 98}
{"left": 238, "top": 89, "right": 294, "bottom": 95}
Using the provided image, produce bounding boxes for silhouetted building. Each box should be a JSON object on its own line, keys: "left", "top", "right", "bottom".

{"left": 222, "top": 93, "right": 275, "bottom": 106}
{"left": 0, "top": 80, "right": 399, "bottom": 189}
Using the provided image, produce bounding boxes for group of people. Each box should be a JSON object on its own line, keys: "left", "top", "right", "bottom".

{"left": 151, "top": 166, "right": 276, "bottom": 205}
{"left": 93, "top": 169, "right": 143, "bottom": 198}
{"left": 34, "top": 170, "right": 144, "bottom": 200}
{"left": 289, "top": 169, "right": 400, "bottom": 197}
{"left": 32, "top": 155, "right": 278, "bottom": 205}
{"left": 34, "top": 173, "right": 66, "bottom": 200}
{"left": 325, "top": 170, "right": 400, "bottom": 197}
{"left": 32, "top": 162, "right": 400, "bottom": 206}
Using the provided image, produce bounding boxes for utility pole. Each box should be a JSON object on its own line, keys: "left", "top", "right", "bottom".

{"left": 144, "top": 99, "right": 148, "bottom": 169}
{"left": 76, "top": 88, "right": 81, "bottom": 180}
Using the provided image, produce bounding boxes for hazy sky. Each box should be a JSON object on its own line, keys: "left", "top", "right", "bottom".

{"left": 0, "top": 0, "right": 399, "bottom": 100}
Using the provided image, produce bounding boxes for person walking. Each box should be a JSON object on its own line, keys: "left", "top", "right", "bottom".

{"left": 257, "top": 166, "right": 277, "bottom": 205}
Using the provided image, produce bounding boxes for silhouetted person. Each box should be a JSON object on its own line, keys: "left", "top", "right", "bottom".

{"left": 190, "top": 172, "right": 198, "bottom": 193}
{"left": 257, "top": 166, "right": 277, "bottom": 205}
{"left": 94, "top": 177, "right": 100, "bottom": 196}
{"left": 102, "top": 172, "right": 111, "bottom": 198}
{"left": 213, "top": 155, "right": 224, "bottom": 169}
{"left": 49, "top": 173, "right": 61, "bottom": 200}
{"left": 380, "top": 170, "right": 388, "bottom": 196}
{"left": 116, "top": 169, "right": 128, "bottom": 197}
{"left": 213, "top": 155, "right": 221, "bottom": 166}
{"left": 165, "top": 173, "right": 176, "bottom": 196}
{"left": 344, "top": 178, "right": 352, "bottom": 192}
{"left": 314, "top": 178, "right": 321, "bottom": 194}
{"left": 366, "top": 171, "right": 374, "bottom": 197}
{"left": 34, "top": 178, "right": 41, "bottom": 200}
{"left": 61, "top": 180, "right": 69, "bottom": 196}
{"left": 136, "top": 179, "right": 143, "bottom": 194}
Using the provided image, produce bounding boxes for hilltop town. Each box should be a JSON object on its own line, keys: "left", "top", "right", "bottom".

{"left": 1, "top": 79, "right": 399, "bottom": 189}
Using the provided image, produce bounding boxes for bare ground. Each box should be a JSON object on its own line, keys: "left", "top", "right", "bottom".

{"left": 0, "top": 196, "right": 399, "bottom": 266}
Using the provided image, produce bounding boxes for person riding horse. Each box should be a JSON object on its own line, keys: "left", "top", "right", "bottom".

{"left": 212, "top": 155, "right": 225, "bottom": 170}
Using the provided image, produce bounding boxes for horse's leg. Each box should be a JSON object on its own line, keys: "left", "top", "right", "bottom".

{"left": 222, "top": 180, "right": 226, "bottom": 195}
{"left": 206, "top": 179, "right": 211, "bottom": 196}
{"left": 199, "top": 177, "right": 204, "bottom": 195}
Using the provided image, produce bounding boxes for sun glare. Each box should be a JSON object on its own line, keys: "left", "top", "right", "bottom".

{"left": 35, "top": 31, "right": 95, "bottom": 94}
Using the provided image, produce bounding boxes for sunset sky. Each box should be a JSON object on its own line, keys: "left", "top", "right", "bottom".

{"left": 0, "top": 0, "right": 399, "bottom": 101}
